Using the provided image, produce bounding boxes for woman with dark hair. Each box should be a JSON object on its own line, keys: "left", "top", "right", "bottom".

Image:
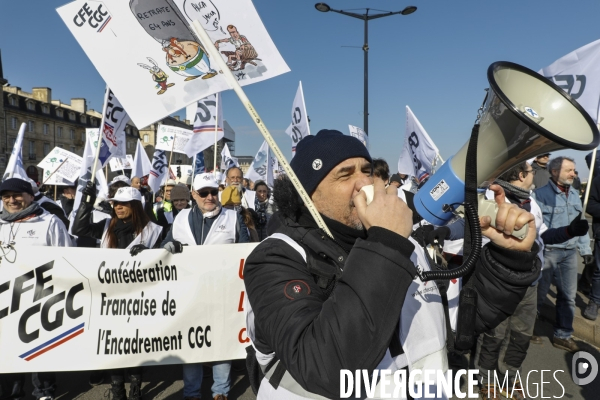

{"left": 71, "top": 183, "right": 163, "bottom": 400}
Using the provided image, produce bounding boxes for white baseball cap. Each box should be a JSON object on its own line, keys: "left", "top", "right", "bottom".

{"left": 109, "top": 175, "right": 131, "bottom": 186}
{"left": 162, "top": 179, "right": 178, "bottom": 187}
{"left": 108, "top": 187, "right": 142, "bottom": 202}
{"left": 193, "top": 173, "right": 219, "bottom": 190}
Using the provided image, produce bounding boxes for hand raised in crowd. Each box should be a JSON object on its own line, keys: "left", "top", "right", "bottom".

{"left": 353, "top": 178, "right": 413, "bottom": 238}
{"left": 164, "top": 240, "right": 184, "bottom": 254}
{"left": 480, "top": 184, "right": 536, "bottom": 251}
{"left": 129, "top": 244, "right": 148, "bottom": 256}
{"left": 82, "top": 181, "right": 96, "bottom": 203}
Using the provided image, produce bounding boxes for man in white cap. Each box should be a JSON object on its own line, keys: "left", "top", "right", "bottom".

{"left": 160, "top": 172, "right": 249, "bottom": 400}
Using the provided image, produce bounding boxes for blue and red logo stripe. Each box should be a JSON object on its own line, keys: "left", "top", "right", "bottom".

{"left": 19, "top": 323, "right": 84, "bottom": 361}
{"left": 97, "top": 16, "right": 112, "bottom": 32}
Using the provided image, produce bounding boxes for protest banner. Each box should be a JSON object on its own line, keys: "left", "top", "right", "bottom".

{"left": 38, "top": 147, "right": 84, "bottom": 183}
{"left": 148, "top": 150, "right": 169, "bottom": 193}
{"left": 397, "top": 106, "right": 440, "bottom": 183}
{"left": 348, "top": 125, "right": 368, "bottom": 149}
{"left": 155, "top": 125, "right": 194, "bottom": 154}
{"left": 3, "top": 122, "right": 28, "bottom": 181}
{"left": 0, "top": 243, "right": 257, "bottom": 373}
{"left": 284, "top": 81, "right": 310, "bottom": 156}
{"left": 42, "top": 170, "right": 74, "bottom": 186}
{"left": 245, "top": 140, "right": 274, "bottom": 187}
{"left": 56, "top": 0, "right": 290, "bottom": 129}
{"left": 539, "top": 38, "right": 600, "bottom": 123}
{"left": 109, "top": 155, "right": 134, "bottom": 173}
{"left": 184, "top": 93, "right": 224, "bottom": 158}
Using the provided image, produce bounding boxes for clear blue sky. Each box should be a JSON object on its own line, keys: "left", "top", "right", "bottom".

{"left": 2, "top": 1, "right": 600, "bottom": 179}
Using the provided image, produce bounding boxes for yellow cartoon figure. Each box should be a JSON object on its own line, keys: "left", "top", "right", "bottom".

{"left": 138, "top": 57, "right": 175, "bottom": 95}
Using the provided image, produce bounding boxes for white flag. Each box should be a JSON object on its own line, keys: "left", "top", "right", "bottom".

{"left": 3, "top": 123, "right": 28, "bottom": 181}
{"left": 97, "top": 88, "right": 130, "bottom": 166}
{"left": 539, "top": 38, "right": 600, "bottom": 123}
{"left": 245, "top": 141, "right": 274, "bottom": 187}
{"left": 348, "top": 125, "right": 369, "bottom": 149}
{"left": 70, "top": 129, "right": 109, "bottom": 234}
{"left": 184, "top": 93, "right": 224, "bottom": 157}
{"left": 220, "top": 144, "right": 239, "bottom": 171}
{"left": 132, "top": 139, "right": 152, "bottom": 178}
{"left": 148, "top": 150, "right": 169, "bottom": 193}
{"left": 397, "top": 106, "right": 439, "bottom": 183}
{"left": 285, "top": 82, "right": 311, "bottom": 156}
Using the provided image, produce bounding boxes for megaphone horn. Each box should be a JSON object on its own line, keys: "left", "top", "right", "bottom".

{"left": 415, "top": 61, "right": 600, "bottom": 226}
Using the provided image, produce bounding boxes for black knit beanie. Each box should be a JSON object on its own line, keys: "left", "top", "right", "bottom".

{"left": 290, "top": 129, "right": 372, "bottom": 195}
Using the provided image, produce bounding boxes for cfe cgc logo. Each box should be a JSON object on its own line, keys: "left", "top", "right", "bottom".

{"left": 0, "top": 259, "right": 91, "bottom": 363}
{"left": 72, "top": 1, "right": 112, "bottom": 32}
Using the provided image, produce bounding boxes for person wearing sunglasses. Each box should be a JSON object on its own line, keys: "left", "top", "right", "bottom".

{"left": 160, "top": 172, "right": 249, "bottom": 400}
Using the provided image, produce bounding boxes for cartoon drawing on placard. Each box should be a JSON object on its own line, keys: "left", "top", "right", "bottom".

{"left": 130, "top": 0, "right": 218, "bottom": 83}
{"left": 163, "top": 38, "right": 218, "bottom": 80}
{"left": 137, "top": 57, "right": 175, "bottom": 95}
{"left": 214, "top": 25, "right": 260, "bottom": 71}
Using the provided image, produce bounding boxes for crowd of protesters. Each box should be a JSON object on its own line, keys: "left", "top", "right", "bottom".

{"left": 0, "top": 131, "right": 596, "bottom": 400}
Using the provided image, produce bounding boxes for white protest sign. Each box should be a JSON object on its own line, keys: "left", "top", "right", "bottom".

{"left": 42, "top": 170, "right": 74, "bottom": 186}
{"left": 0, "top": 243, "right": 257, "bottom": 373}
{"left": 348, "top": 125, "right": 368, "bottom": 149}
{"left": 57, "top": 0, "right": 290, "bottom": 129}
{"left": 109, "top": 155, "right": 134, "bottom": 172}
{"left": 156, "top": 124, "right": 194, "bottom": 154}
{"left": 38, "top": 147, "right": 84, "bottom": 183}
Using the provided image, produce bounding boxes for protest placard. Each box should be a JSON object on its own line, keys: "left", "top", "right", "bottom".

{"left": 0, "top": 243, "right": 257, "bottom": 372}
{"left": 38, "top": 147, "right": 84, "bottom": 183}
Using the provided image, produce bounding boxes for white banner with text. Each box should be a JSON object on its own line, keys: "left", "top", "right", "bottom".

{"left": 0, "top": 243, "right": 258, "bottom": 373}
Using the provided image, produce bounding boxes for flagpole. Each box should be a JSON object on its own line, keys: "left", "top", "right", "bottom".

{"left": 583, "top": 147, "right": 597, "bottom": 213}
{"left": 54, "top": 185, "right": 57, "bottom": 201}
{"left": 167, "top": 134, "right": 176, "bottom": 184}
{"left": 191, "top": 20, "right": 333, "bottom": 238}
{"left": 192, "top": 154, "right": 196, "bottom": 185}
{"left": 213, "top": 94, "right": 220, "bottom": 173}
{"left": 88, "top": 89, "right": 111, "bottom": 202}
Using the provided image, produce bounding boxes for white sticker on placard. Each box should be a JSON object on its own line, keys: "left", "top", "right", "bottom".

{"left": 430, "top": 179, "right": 450, "bottom": 201}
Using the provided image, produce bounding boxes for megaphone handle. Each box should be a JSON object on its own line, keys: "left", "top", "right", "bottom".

{"left": 477, "top": 195, "right": 528, "bottom": 240}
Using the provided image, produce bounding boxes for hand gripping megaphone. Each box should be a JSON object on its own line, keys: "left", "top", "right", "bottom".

{"left": 414, "top": 61, "right": 599, "bottom": 229}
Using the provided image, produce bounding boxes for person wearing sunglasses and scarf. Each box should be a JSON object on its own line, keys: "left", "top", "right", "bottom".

{"left": 160, "top": 172, "right": 249, "bottom": 400}
{"left": 71, "top": 183, "right": 163, "bottom": 400}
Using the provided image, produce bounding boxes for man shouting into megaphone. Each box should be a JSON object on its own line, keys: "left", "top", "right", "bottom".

{"left": 243, "top": 129, "right": 540, "bottom": 399}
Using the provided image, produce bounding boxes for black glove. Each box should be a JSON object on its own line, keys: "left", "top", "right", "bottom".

{"left": 82, "top": 181, "right": 97, "bottom": 204}
{"left": 567, "top": 213, "right": 589, "bottom": 237}
{"left": 129, "top": 244, "right": 148, "bottom": 256}
{"left": 425, "top": 226, "right": 451, "bottom": 248}
{"left": 584, "top": 254, "right": 595, "bottom": 265}
{"left": 164, "top": 240, "right": 184, "bottom": 254}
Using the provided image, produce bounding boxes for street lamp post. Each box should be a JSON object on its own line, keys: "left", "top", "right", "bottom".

{"left": 315, "top": 3, "right": 417, "bottom": 136}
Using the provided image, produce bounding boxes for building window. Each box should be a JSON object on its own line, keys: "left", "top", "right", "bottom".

{"left": 8, "top": 138, "right": 15, "bottom": 150}
{"left": 57, "top": 126, "right": 63, "bottom": 137}
{"left": 28, "top": 141, "right": 35, "bottom": 158}
{"left": 81, "top": 115, "right": 87, "bottom": 123}
{"left": 90, "top": 118, "right": 95, "bottom": 126}
{"left": 70, "top": 129, "right": 75, "bottom": 139}
{"left": 42, "top": 105, "right": 49, "bottom": 114}
{"left": 56, "top": 109, "right": 63, "bottom": 117}
{"left": 143, "top": 134, "right": 149, "bottom": 143}
{"left": 43, "top": 123, "right": 49, "bottom": 135}
{"left": 10, "top": 117, "right": 17, "bottom": 129}
{"left": 27, "top": 102, "right": 34, "bottom": 111}
{"left": 81, "top": 132, "right": 85, "bottom": 142}
{"left": 28, "top": 121, "right": 34, "bottom": 132}
{"left": 44, "top": 143, "right": 50, "bottom": 156}
{"left": 9, "top": 97, "right": 16, "bottom": 106}
{"left": 69, "top": 113, "right": 75, "bottom": 121}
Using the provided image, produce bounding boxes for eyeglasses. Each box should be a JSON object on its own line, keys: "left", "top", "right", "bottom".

{"left": 1, "top": 193, "right": 24, "bottom": 201}
{"left": 524, "top": 169, "right": 536, "bottom": 176}
{"left": 197, "top": 188, "right": 219, "bottom": 198}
